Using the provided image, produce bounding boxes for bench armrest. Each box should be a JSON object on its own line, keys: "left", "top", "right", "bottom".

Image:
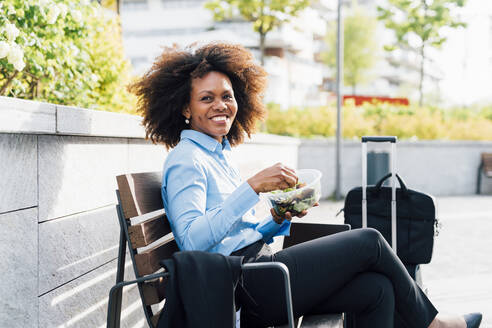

{"left": 243, "top": 262, "right": 295, "bottom": 328}
{"left": 107, "top": 263, "right": 296, "bottom": 328}
{"left": 283, "top": 222, "right": 351, "bottom": 249}
{"left": 107, "top": 271, "right": 169, "bottom": 328}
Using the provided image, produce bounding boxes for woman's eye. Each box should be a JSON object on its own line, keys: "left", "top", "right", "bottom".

{"left": 201, "top": 96, "right": 212, "bottom": 101}
{"left": 223, "top": 94, "right": 233, "bottom": 100}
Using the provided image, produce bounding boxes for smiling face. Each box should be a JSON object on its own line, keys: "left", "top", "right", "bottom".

{"left": 183, "top": 71, "right": 238, "bottom": 143}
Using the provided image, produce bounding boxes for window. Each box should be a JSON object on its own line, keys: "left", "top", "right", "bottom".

{"left": 122, "top": 0, "right": 148, "bottom": 9}
{"left": 161, "top": 0, "right": 205, "bottom": 8}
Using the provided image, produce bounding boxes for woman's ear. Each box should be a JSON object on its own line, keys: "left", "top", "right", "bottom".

{"left": 182, "top": 107, "right": 191, "bottom": 119}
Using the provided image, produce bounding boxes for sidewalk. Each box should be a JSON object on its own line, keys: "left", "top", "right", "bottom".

{"left": 294, "top": 195, "right": 492, "bottom": 328}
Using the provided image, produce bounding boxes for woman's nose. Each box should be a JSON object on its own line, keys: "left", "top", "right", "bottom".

{"left": 214, "top": 100, "right": 227, "bottom": 111}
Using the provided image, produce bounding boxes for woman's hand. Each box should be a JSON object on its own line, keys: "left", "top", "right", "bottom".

{"left": 247, "top": 163, "right": 298, "bottom": 194}
{"left": 270, "top": 208, "right": 306, "bottom": 224}
{"left": 270, "top": 203, "right": 319, "bottom": 224}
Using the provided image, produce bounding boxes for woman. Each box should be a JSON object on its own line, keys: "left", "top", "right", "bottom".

{"left": 129, "top": 42, "right": 481, "bottom": 328}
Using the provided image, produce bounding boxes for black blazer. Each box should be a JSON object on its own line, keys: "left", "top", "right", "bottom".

{"left": 158, "top": 251, "right": 243, "bottom": 328}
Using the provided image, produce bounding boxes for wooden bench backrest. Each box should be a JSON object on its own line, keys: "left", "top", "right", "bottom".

{"left": 116, "top": 172, "right": 180, "bottom": 326}
{"left": 482, "top": 153, "right": 492, "bottom": 177}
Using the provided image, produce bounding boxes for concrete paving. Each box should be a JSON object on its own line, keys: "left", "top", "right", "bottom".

{"left": 289, "top": 195, "right": 492, "bottom": 328}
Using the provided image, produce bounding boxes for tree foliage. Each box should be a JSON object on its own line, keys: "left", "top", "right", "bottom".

{"left": 377, "top": 0, "right": 466, "bottom": 106}
{"left": 204, "top": 0, "right": 310, "bottom": 65}
{"left": 322, "top": 4, "right": 379, "bottom": 94}
{"left": 0, "top": 0, "right": 136, "bottom": 113}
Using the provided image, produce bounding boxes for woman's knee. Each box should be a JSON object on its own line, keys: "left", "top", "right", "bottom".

{"left": 360, "top": 227, "right": 384, "bottom": 241}
{"left": 348, "top": 228, "right": 390, "bottom": 265}
{"left": 351, "top": 227, "right": 385, "bottom": 248}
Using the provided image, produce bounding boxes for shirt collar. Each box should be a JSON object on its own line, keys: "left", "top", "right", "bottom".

{"left": 180, "top": 129, "right": 231, "bottom": 153}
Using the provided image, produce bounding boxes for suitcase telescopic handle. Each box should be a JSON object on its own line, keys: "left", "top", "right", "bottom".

{"left": 361, "top": 136, "right": 398, "bottom": 253}
{"left": 362, "top": 136, "right": 397, "bottom": 143}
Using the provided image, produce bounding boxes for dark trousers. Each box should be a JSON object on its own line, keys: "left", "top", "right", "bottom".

{"left": 234, "top": 228, "right": 438, "bottom": 328}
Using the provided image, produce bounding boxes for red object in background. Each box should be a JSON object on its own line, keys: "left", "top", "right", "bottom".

{"left": 343, "top": 95, "right": 409, "bottom": 106}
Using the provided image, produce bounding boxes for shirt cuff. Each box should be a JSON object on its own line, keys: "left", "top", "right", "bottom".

{"left": 257, "top": 214, "right": 292, "bottom": 244}
{"left": 222, "top": 181, "right": 259, "bottom": 219}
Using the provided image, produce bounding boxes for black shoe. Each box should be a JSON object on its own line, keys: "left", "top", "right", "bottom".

{"left": 464, "top": 313, "right": 482, "bottom": 328}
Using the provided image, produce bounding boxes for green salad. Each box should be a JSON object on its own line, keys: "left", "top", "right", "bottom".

{"left": 270, "top": 182, "right": 305, "bottom": 193}
{"left": 268, "top": 182, "right": 317, "bottom": 216}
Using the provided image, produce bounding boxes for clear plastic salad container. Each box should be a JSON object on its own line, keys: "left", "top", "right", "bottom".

{"left": 261, "top": 169, "right": 322, "bottom": 216}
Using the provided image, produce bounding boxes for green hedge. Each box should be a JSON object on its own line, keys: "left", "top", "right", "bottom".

{"left": 264, "top": 102, "right": 492, "bottom": 141}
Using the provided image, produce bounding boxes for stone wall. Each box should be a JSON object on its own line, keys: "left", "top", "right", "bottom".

{"left": 0, "top": 96, "right": 299, "bottom": 327}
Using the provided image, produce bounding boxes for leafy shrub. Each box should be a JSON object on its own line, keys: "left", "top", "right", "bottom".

{"left": 264, "top": 102, "right": 492, "bottom": 141}
{"left": 480, "top": 106, "right": 492, "bottom": 121}
{"left": 0, "top": 0, "right": 136, "bottom": 113}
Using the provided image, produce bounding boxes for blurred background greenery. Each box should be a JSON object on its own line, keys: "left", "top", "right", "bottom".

{"left": 265, "top": 102, "right": 492, "bottom": 140}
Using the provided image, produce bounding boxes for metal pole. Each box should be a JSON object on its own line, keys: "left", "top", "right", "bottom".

{"left": 361, "top": 142, "right": 367, "bottom": 227}
{"left": 391, "top": 142, "right": 397, "bottom": 252}
{"left": 335, "top": 0, "right": 344, "bottom": 200}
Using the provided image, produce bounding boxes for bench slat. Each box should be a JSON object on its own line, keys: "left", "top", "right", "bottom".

{"left": 142, "top": 276, "right": 167, "bottom": 305}
{"left": 116, "top": 172, "right": 163, "bottom": 219}
{"left": 134, "top": 239, "right": 180, "bottom": 276}
{"left": 128, "top": 213, "right": 172, "bottom": 249}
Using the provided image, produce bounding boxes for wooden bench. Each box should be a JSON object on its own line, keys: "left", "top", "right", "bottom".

{"left": 106, "top": 171, "right": 348, "bottom": 328}
{"left": 477, "top": 153, "right": 492, "bottom": 194}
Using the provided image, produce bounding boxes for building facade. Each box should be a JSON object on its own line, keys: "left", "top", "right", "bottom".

{"left": 120, "top": 0, "right": 492, "bottom": 108}
{"left": 120, "top": 0, "right": 331, "bottom": 108}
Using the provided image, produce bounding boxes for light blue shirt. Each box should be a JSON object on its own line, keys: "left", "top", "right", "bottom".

{"left": 161, "top": 130, "right": 291, "bottom": 255}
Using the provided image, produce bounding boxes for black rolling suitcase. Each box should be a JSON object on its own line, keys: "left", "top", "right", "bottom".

{"left": 343, "top": 136, "right": 438, "bottom": 285}
{"left": 343, "top": 136, "right": 438, "bottom": 328}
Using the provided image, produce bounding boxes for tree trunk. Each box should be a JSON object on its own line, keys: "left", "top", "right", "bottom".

{"left": 419, "top": 44, "right": 425, "bottom": 107}
{"left": 259, "top": 0, "right": 266, "bottom": 66}
{"left": 260, "top": 32, "right": 266, "bottom": 66}
{"left": 0, "top": 71, "right": 18, "bottom": 96}
{"left": 419, "top": 0, "right": 428, "bottom": 107}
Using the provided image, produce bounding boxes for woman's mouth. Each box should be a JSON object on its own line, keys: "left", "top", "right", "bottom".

{"left": 211, "top": 115, "right": 229, "bottom": 123}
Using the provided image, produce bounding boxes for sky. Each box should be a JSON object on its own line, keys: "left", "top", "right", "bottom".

{"left": 433, "top": 0, "right": 492, "bottom": 106}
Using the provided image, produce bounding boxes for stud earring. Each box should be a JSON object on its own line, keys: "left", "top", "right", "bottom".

{"left": 185, "top": 118, "right": 190, "bottom": 124}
